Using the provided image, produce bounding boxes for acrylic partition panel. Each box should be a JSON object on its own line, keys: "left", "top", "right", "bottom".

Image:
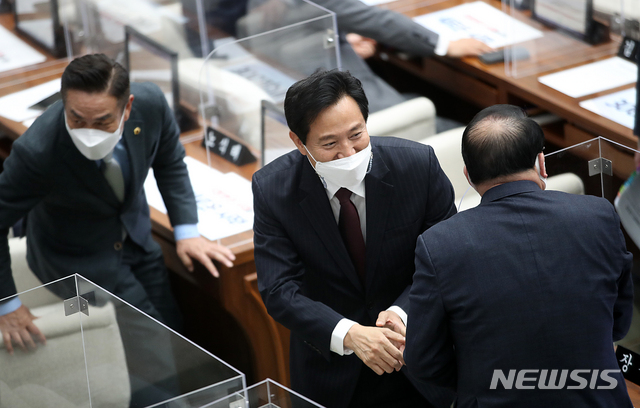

{"left": 198, "top": 1, "right": 340, "bottom": 168}
{"left": 205, "top": 379, "right": 326, "bottom": 408}
{"left": 261, "top": 100, "right": 294, "bottom": 167}
{"left": 504, "top": 0, "right": 626, "bottom": 78}
{"left": 124, "top": 25, "right": 200, "bottom": 133}
{"left": 542, "top": 136, "right": 639, "bottom": 202}
{"left": 63, "top": 0, "right": 207, "bottom": 61}
{"left": 0, "top": 273, "right": 246, "bottom": 408}
{"left": 0, "top": 276, "right": 89, "bottom": 408}
{"left": 3, "top": 0, "right": 70, "bottom": 80}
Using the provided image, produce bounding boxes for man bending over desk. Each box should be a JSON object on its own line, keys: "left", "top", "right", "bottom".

{"left": 0, "top": 53, "right": 235, "bottom": 353}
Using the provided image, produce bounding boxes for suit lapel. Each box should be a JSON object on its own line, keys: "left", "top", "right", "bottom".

{"left": 297, "top": 159, "right": 364, "bottom": 293}
{"left": 60, "top": 129, "right": 121, "bottom": 207}
{"left": 364, "top": 150, "right": 393, "bottom": 290}
{"left": 121, "top": 119, "right": 145, "bottom": 210}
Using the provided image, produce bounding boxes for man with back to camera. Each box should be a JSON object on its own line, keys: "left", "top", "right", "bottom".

{"left": 252, "top": 69, "right": 457, "bottom": 408}
{"left": 405, "top": 104, "right": 634, "bottom": 407}
{"left": 0, "top": 53, "right": 236, "bottom": 353}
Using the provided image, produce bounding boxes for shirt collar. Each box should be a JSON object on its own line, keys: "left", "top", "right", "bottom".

{"left": 481, "top": 180, "right": 541, "bottom": 204}
{"left": 325, "top": 177, "right": 366, "bottom": 200}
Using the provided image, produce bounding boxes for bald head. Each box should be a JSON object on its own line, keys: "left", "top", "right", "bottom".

{"left": 462, "top": 105, "right": 545, "bottom": 185}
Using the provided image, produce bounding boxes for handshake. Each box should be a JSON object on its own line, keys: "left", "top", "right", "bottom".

{"left": 344, "top": 310, "right": 407, "bottom": 375}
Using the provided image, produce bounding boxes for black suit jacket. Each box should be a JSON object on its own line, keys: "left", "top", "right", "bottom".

{"left": 406, "top": 180, "right": 634, "bottom": 408}
{"left": 0, "top": 82, "right": 197, "bottom": 298}
{"left": 253, "top": 136, "right": 456, "bottom": 407}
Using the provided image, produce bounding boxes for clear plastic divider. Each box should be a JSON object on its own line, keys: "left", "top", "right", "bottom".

{"left": 198, "top": 1, "right": 339, "bottom": 168}
{"left": 0, "top": 272, "right": 246, "bottom": 407}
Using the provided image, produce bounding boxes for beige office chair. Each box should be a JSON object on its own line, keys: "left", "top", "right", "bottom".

{"left": 0, "top": 238, "right": 130, "bottom": 408}
{"left": 421, "top": 127, "right": 585, "bottom": 211}
{"left": 367, "top": 97, "right": 436, "bottom": 141}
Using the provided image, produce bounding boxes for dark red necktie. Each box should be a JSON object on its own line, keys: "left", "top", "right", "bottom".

{"left": 336, "top": 188, "right": 366, "bottom": 282}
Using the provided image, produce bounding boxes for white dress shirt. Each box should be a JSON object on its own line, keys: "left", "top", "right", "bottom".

{"left": 319, "top": 168, "right": 408, "bottom": 356}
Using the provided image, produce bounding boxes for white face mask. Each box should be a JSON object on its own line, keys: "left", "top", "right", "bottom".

{"left": 64, "top": 106, "right": 127, "bottom": 160}
{"left": 305, "top": 142, "right": 372, "bottom": 190}
{"left": 535, "top": 156, "right": 547, "bottom": 188}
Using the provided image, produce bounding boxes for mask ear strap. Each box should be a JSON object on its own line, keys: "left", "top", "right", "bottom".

{"left": 304, "top": 145, "right": 319, "bottom": 164}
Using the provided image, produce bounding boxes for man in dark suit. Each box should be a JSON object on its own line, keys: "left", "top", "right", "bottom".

{"left": 405, "top": 104, "right": 634, "bottom": 408}
{"left": 0, "top": 54, "right": 235, "bottom": 353}
{"left": 253, "top": 69, "right": 457, "bottom": 407}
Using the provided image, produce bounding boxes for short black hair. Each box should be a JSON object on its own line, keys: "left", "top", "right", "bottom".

{"left": 462, "top": 104, "right": 545, "bottom": 185}
{"left": 284, "top": 69, "right": 368, "bottom": 144}
{"left": 61, "top": 54, "right": 130, "bottom": 108}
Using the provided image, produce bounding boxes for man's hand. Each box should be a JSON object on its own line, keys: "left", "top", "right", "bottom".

{"left": 376, "top": 310, "right": 406, "bottom": 338}
{"left": 346, "top": 33, "right": 378, "bottom": 59}
{"left": 447, "top": 38, "right": 493, "bottom": 58}
{"left": 176, "top": 236, "right": 236, "bottom": 277}
{"left": 0, "top": 305, "right": 46, "bottom": 354}
{"left": 634, "top": 140, "right": 640, "bottom": 170}
{"left": 344, "top": 324, "right": 405, "bottom": 375}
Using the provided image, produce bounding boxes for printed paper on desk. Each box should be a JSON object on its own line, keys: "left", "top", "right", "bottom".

{"left": 0, "top": 79, "right": 60, "bottom": 122}
{"left": 580, "top": 88, "right": 637, "bottom": 129}
{"left": 413, "top": 1, "right": 543, "bottom": 49}
{"left": 144, "top": 157, "right": 254, "bottom": 241}
{"left": 538, "top": 57, "right": 638, "bottom": 98}
{"left": 0, "top": 24, "right": 46, "bottom": 73}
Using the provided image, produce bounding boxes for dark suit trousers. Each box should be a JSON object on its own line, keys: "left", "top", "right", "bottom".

{"left": 348, "top": 364, "right": 434, "bottom": 408}
{"left": 114, "top": 237, "right": 182, "bottom": 330}
{"left": 113, "top": 238, "right": 183, "bottom": 407}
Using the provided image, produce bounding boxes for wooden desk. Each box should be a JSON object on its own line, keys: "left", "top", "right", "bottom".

{"left": 376, "top": 0, "right": 636, "bottom": 153}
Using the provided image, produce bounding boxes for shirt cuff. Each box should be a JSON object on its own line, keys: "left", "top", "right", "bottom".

{"left": 174, "top": 224, "right": 200, "bottom": 241}
{"left": 387, "top": 305, "right": 407, "bottom": 327}
{"left": 434, "top": 35, "right": 450, "bottom": 56}
{"left": 0, "top": 297, "right": 22, "bottom": 316}
{"left": 330, "top": 318, "right": 357, "bottom": 356}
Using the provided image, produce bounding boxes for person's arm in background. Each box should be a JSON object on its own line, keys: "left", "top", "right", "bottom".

{"left": 315, "top": 0, "right": 491, "bottom": 57}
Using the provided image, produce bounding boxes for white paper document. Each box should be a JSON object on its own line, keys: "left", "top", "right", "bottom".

{"left": 0, "top": 24, "right": 46, "bottom": 73}
{"left": 0, "top": 79, "right": 60, "bottom": 122}
{"left": 144, "top": 157, "right": 254, "bottom": 241}
{"left": 413, "top": 1, "right": 543, "bottom": 49}
{"left": 580, "top": 88, "right": 637, "bottom": 129}
{"left": 538, "top": 57, "right": 638, "bottom": 98}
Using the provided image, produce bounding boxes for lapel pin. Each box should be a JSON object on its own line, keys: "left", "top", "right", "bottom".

{"left": 134, "top": 127, "right": 141, "bottom": 135}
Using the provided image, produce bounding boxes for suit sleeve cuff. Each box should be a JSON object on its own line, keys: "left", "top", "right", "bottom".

{"left": 434, "top": 35, "right": 450, "bottom": 56}
{"left": 174, "top": 224, "right": 200, "bottom": 241}
{"left": 387, "top": 305, "right": 407, "bottom": 327}
{"left": 330, "top": 318, "right": 357, "bottom": 356}
{"left": 0, "top": 297, "right": 22, "bottom": 316}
